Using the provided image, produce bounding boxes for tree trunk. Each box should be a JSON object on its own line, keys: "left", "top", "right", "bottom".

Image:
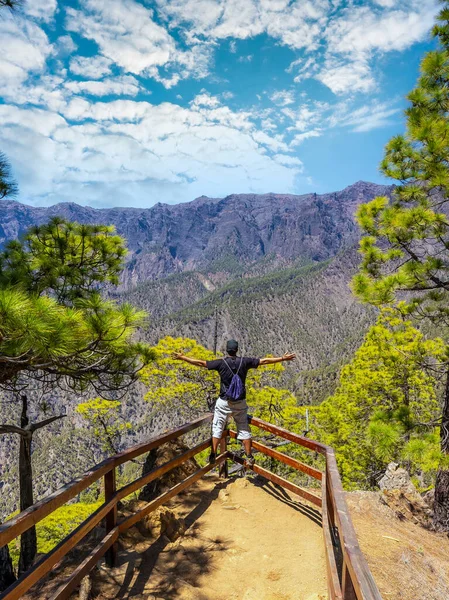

{"left": 18, "top": 396, "right": 37, "bottom": 576}
{"left": 0, "top": 544, "right": 16, "bottom": 592}
{"left": 434, "top": 367, "right": 449, "bottom": 530}
{"left": 0, "top": 399, "right": 66, "bottom": 578}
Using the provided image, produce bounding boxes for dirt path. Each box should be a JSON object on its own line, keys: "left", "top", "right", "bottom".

{"left": 92, "top": 474, "right": 328, "bottom": 600}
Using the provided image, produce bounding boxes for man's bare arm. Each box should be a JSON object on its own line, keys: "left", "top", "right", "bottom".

{"left": 172, "top": 352, "right": 207, "bottom": 368}
{"left": 259, "top": 352, "right": 296, "bottom": 366}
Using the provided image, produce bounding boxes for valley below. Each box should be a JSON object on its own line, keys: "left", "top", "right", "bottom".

{"left": 0, "top": 180, "right": 390, "bottom": 519}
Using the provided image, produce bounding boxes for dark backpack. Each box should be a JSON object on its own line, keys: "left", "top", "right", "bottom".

{"left": 223, "top": 357, "right": 244, "bottom": 401}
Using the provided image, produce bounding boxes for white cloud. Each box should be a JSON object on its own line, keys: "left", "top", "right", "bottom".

{"left": 70, "top": 56, "right": 113, "bottom": 80}
{"left": 25, "top": 0, "right": 57, "bottom": 22}
{"left": 229, "top": 40, "right": 237, "bottom": 53}
{"left": 156, "top": 0, "right": 328, "bottom": 50}
{"left": 273, "top": 154, "right": 303, "bottom": 167}
{"left": 316, "top": 59, "right": 376, "bottom": 95}
{"left": 66, "top": 0, "right": 212, "bottom": 87}
{"left": 270, "top": 90, "right": 295, "bottom": 107}
{"left": 191, "top": 93, "right": 221, "bottom": 108}
{"left": 291, "top": 130, "right": 322, "bottom": 146}
{"left": 326, "top": 4, "right": 436, "bottom": 57}
{"left": 65, "top": 76, "right": 142, "bottom": 97}
{"left": 0, "top": 99, "right": 301, "bottom": 207}
{"left": 155, "top": 0, "right": 438, "bottom": 95}
{"left": 314, "top": 1, "right": 438, "bottom": 94}
{"left": 55, "top": 35, "right": 78, "bottom": 57}
{"left": 329, "top": 101, "right": 401, "bottom": 132}
{"left": 373, "top": 0, "right": 396, "bottom": 7}
{"left": 279, "top": 95, "right": 400, "bottom": 135}
{"left": 6, "top": 75, "right": 67, "bottom": 112}
{"left": 0, "top": 14, "right": 52, "bottom": 90}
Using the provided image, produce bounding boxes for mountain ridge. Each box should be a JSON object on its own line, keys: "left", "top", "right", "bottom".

{"left": 0, "top": 181, "right": 394, "bottom": 287}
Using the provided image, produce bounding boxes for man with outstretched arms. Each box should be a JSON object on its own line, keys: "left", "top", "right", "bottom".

{"left": 173, "top": 339, "right": 296, "bottom": 467}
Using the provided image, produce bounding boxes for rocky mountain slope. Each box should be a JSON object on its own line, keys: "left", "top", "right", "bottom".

{"left": 0, "top": 181, "right": 391, "bottom": 518}
{"left": 0, "top": 181, "right": 393, "bottom": 286}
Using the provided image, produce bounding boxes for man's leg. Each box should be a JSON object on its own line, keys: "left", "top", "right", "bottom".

{"left": 232, "top": 402, "right": 255, "bottom": 468}
{"left": 210, "top": 399, "right": 229, "bottom": 464}
{"left": 242, "top": 438, "right": 252, "bottom": 457}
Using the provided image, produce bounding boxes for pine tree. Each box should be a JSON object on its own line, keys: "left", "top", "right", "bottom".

{"left": 0, "top": 219, "right": 154, "bottom": 581}
{"left": 76, "top": 398, "right": 132, "bottom": 455}
{"left": 0, "top": 150, "right": 20, "bottom": 587}
{"left": 353, "top": 1, "right": 449, "bottom": 528}
{"left": 0, "top": 1, "right": 23, "bottom": 12}
{"left": 0, "top": 153, "right": 18, "bottom": 199}
{"left": 316, "top": 311, "right": 444, "bottom": 490}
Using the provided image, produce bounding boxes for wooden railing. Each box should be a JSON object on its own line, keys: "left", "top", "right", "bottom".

{"left": 244, "top": 416, "right": 383, "bottom": 600}
{"left": 0, "top": 414, "right": 382, "bottom": 600}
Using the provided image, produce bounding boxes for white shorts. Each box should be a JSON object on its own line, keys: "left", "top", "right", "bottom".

{"left": 212, "top": 397, "right": 251, "bottom": 441}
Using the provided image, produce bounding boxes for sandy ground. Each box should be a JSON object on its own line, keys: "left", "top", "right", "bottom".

{"left": 346, "top": 491, "right": 449, "bottom": 600}
{"left": 91, "top": 474, "right": 328, "bottom": 600}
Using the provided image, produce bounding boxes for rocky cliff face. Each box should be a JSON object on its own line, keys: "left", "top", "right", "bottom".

{"left": 0, "top": 181, "right": 393, "bottom": 286}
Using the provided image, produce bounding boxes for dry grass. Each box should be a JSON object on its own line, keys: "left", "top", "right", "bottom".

{"left": 346, "top": 491, "right": 449, "bottom": 600}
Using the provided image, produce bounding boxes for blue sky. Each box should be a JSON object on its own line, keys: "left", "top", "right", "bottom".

{"left": 0, "top": 0, "right": 440, "bottom": 208}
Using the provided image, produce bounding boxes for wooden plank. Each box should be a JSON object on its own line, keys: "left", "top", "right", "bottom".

{"left": 248, "top": 416, "right": 328, "bottom": 454}
{"left": 112, "top": 413, "right": 213, "bottom": 467}
{"left": 119, "top": 452, "right": 229, "bottom": 533}
{"left": 219, "top": 433, "right": 228, "bottom": 478}
{"left": 230, "top": 453, "right": 322, "bottom": 508}
{"left": 0, "top": 500, "right": 116, "bottom": 600}
{"left": 321, "top": 472, "right": 343, "bottom": 600}
{"left": 228, "top": 430, "right": 323, "bottom": 481}
{"left": 48, "top": 529, "right": 119, "bottom": 600}
{"left": 104, "top": 469, "right": 117, "bottom": 568}
{"left": 0, "top": 414, "right": 212, "bottom": 548}
{"left": 115, "top": 438, "right": 211, "bottom": 502}
{"left": 325, "top": 450, "right": 382, "bottom": 600}
{"left": 0, "top": 460, "right": 114, "bottom": 550}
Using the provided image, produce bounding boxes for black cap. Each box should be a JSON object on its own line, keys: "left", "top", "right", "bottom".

{"left": 226, "top": 339, "right": 239, "bottom": 353}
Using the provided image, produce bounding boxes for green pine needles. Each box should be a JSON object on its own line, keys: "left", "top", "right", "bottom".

{"left": 0, "top": 218, "right": 154, "bottom": 394}
{"left": 317, "top": 310, "right": 444, "bottom": 490}
{"left": 353, "top": 3, "right": 449, "bottom": 314}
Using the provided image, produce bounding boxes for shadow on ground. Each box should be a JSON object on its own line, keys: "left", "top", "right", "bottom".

{"left": 253, "top": 475, "right": 323, "bottom": 528}
{"left": 103, "top": 477, "right": 234, "bottom": 600}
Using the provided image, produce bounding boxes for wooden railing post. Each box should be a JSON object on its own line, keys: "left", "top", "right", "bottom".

{"left": 104, "top": 468, "right": 117, "bottom": 568}
{"left": 219, "top": 431, "right": 228, "bottom": 478}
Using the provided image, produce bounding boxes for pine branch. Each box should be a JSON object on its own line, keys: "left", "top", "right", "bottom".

{"left": 0, "top": 424, "right": 27, "bottom": 436}
{"left": 30, "top": 414, "right": 66, "bottom": 432}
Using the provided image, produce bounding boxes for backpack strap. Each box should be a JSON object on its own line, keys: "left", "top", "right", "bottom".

{"left": 223, "top": 357, "right": 243, "bottom": 374}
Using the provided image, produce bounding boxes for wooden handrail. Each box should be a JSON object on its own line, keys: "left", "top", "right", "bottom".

{"left": 228, "top": 429, "right": 323, "bottom": 480}
{"left": 247, "top": 416, "right": 382, "bottom": 600}
{"left": 0, "top": 415, "right": 213, "bottom": 600}
{"left": 248, "top": 415, "right": 328, "bottom": 453}
{"left": 230, "top": 452, "right": 322, "bottom": 507}
{"left": 321, "top": 471, "right": 343, "bottom": 600}
{"left": 0, "top": 414, "right": 212, "bottom": 548}
{"left": 49, "top": 454, "right": 229, "bottom": 600}
{"left": 0, "top": 413, "right": 382, "bottom": 600}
